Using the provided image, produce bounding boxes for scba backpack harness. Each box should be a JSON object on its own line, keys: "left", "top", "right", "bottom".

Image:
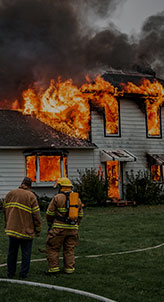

{"left": 56, "top": 192, "right": 79, "bottom": 225}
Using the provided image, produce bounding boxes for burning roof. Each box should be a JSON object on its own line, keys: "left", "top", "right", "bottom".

{"left": 0, "top": 110, "right": 96, "bottom": 149}
{"left": 1, "top": 71, "right": 164, "bottom": 141}
{"left": 102, "top": 70, "right": 164, "bottom": 91}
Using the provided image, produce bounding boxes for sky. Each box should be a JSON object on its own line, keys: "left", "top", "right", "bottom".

{"left": 110, "top": 0, "right": 164, "bottom": 34}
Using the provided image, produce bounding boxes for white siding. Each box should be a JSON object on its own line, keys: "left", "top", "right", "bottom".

{"left": 0, "top": 150, "right": 25, "bottom": 198}
{"left": 0, "top": 149, "right": 95, "bottom": 199}
{"left": 67, "top": 149, "right": 94, "bottom": 182}
{"left": 91, "top": 98, "right": 164, "bottom": 185}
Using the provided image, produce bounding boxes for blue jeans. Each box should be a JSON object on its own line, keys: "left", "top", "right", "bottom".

{"left": 7, "top": 236, "right": 33, "bottom": 278}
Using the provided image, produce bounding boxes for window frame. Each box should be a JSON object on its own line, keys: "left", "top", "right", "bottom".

{"left": 145, "top": 105, "right": 162, "bottom": 139}
{"left": 104, "top": 98, "right": 121, "bottom": 137}
{"left": 24, "top": 150, "right": 68, "bottom": 186}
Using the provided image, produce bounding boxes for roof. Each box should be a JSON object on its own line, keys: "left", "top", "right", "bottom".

{"left": 100, "top": 149, "right": 137, "bottom": 162}
{"left": 102, "top": 70, "right": 164, "bottom": 90}
{"left": 147, "top": 153, "right": 164, "bottom": 165}
{"left": 0, "top": 110, "right": 96, "bottom": 149}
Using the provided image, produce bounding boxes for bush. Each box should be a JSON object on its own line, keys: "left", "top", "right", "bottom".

{"left": 0, "top": 198, "right": 4, "bottom": 210}
{"left": 125, "top": 170, "right": 164, "bottom": 205}
{"left": 73, "top": 168, "right": 109, "bottom": 206}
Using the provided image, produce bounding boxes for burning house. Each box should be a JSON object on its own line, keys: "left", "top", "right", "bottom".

{"left": 0, "top": 109, "right": 95, "bottom": 197}
{"left": 0, "top": 70, "right": 164, "bottom": 200}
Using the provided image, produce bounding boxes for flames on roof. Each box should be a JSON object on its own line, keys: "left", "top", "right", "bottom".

{"left": 0, "top": 73, "right": 164, "bottom": 139}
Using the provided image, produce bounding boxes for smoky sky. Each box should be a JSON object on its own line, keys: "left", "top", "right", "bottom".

{"left": 0, "top": 0, "right": 163, "bottom": 100}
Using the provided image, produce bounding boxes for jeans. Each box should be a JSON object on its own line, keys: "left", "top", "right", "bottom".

{"left": 7, "top": 236, "right": 33, "bottom": 278}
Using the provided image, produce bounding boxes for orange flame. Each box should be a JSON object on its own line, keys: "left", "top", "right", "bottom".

{"left": 20, "top": 76, "right": 164, "bottom": 138}
{"left": 106, "top": 161, "right": 120, "bottom": 200}
{"left": 4, "top": 75, "right": 162, "bottom": 140}
{"left": 22, "top": 79, "right": 90, "bottom": 139}
{"left": 97, "top": 165, "right": 104, "bottom": 180}
{"left": 151, "top": 165, "right": 161, "bottom": 181}
{"left": 122, "top": 79, "right": 164, "bottom": 136}
{"left": 81, "top": 76, "right": 119, "bottom": 134}
{"left": 26, "top": 156, "right": 36, "bottom": 182}
{"left": 26, "top": 155, "right": 67, "bottom": 182}
{"left": 39, "top": 156, "right": 61, "bottom": 182}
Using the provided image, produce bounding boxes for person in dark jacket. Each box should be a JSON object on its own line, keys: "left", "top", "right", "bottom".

{"left": 3, "top": 177, "right": 42, "bottom": 279}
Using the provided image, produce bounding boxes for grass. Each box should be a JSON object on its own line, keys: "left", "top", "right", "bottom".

{"left": 0, "top": 205, "right": 164, "bottom": 301}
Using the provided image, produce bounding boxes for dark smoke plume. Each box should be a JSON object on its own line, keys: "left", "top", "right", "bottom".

{"left": 0, "top": 0, "right": 163, "bottom": 101}
{"left": 136, "top": 12, "right": 164, "bottom": 78}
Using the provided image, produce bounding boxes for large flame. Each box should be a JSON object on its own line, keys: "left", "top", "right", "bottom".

{"left": 17, "top": 76, "right": 164, "bottom": 138}
{"left": 121, "top": 79, "right": 164, "bottom": 136}
{"left": 81, "top": 76, "right": 119, "bottom": 135}
{"left": 26, "top": 155, "right": 67, "bottom": 182}
{"left": 151, "top": 165, "right": 161, "bottom": 181}
{"left": 5, "top": 75, "right": 163, "bottom": 139}
{"left": 22, "top": 79, "right": 91, "bottom": 139}
{"left": 106, "top": 161, "right": 120, "bottom": 200}
{"left": 26, "top": 156, "right": 36, "bottom": 182}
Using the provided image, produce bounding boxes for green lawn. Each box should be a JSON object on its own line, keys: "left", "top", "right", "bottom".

{"left": 0, "top": 205, "right": 164, "bottom": 302}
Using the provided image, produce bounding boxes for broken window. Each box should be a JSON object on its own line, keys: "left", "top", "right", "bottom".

{"left": 25, "top": 154, "right": 67, "bottom": 183}
{"left": 104, "top": 99, "right": 120, "bottom": 137}
{"left": 146, "top": 102, "right": 162, "bottom": 137}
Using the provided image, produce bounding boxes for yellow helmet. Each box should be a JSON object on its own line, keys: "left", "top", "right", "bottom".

{"left": 56, "top": 177, "right": 73, "bottom": 187}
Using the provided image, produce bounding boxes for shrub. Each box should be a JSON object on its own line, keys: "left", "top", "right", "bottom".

{"left": 0, "top": 198, "right": 4, "bottom": 210}
{"left": 125, "top": 170, "right": 163, "bottom": 205}
{"left": 73, "top": 168, "right": 109, "bottom": 206}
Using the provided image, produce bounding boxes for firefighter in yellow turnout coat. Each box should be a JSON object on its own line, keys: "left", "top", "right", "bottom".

{"left": 4, "top": 177, "right": 42, "bottom": 278}
{"left": 46, "top": 177, "right": 83, "bottom": 275}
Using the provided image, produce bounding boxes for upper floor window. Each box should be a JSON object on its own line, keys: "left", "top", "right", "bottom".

{"left": 146, "top": 102, "right": 162, "bottom": 138}
{"left": 104, "top": 98, "right": 120, "bottom": 137}
{"left": 25, "top": 153, "right": 67, "bottom": 184}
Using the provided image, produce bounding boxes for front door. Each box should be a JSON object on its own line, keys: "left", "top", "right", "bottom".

{"left": 106, "top": 161, "right": 121, "bottom": 200}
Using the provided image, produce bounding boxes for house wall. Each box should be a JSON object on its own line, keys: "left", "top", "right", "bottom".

{"left": 91, "top": 97, "right": 164, "bottom": 191}
{"left": 0, "top": 148, "right": 95, "bottom": 199}
{"left": 0, "top": 149, "right": 25, "bottom": 198}
{"left": 67, "top": 149, "right": 95, "bottom": 182}
{"left": 1, "top": 97, "right": 164, "bottom": 200}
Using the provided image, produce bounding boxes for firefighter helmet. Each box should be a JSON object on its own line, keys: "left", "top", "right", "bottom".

{"left": 55, "top": 177, "right": 73, "bottom": 187}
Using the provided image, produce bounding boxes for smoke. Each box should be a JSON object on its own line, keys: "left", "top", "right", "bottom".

{"left": 136, "top": 12, "right": 164, "bottom": 77}
{"left": 0, "top": 0, "right": 163, "bottom": 101}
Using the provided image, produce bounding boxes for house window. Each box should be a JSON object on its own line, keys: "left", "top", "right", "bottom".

{"left": 26, "top": 156, "right": 36, "bottom": 182}
{"left": 151, "top": 165, "right": 161, "bottom": 181}
{"left": 26, "top": 154, "right": 67, "bottom": 183}
{"left": 104, "top": 98, "right": 120, "bottom": 137}
{"left": 146, "top": 102, "right": 162, "bottom": 138}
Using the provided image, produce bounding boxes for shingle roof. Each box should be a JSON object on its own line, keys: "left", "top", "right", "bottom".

{"left": 102, "top": 71, "right": 164, "bottom": 90}
{"left": 0, "top": 110, "right": 96, "bottom": 149}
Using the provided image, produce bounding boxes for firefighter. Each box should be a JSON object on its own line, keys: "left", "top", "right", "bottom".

{"left": 3, "top": 177, "right": 42, "bottom": 279}
{"left": 45, "top": 177, "right": 83, "bottom": 275}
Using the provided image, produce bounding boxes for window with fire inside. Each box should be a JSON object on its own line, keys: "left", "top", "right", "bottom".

{"left": 151, "top": 165, "right": 164, "bottom": 182}
{"left": 104, "top": 99, "right": 121, "bottom": 137}
{"left": 25, "top": 154, "right": 67, "bottom": 184}
{"left": 146, "top": 102, "right": 162, "bottom": 138}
